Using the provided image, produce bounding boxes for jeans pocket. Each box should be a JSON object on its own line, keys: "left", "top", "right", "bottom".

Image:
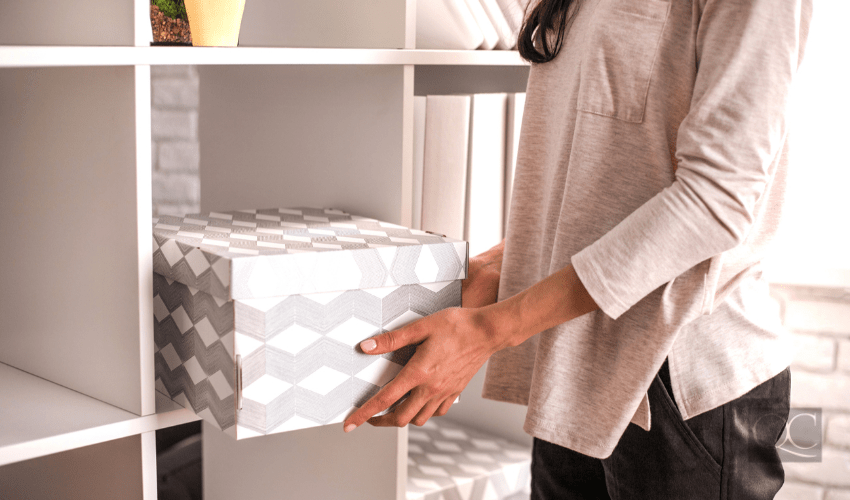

{"left": 576, "top": 0, "right": 670, "bottom": 123}
{"left": 653, "top": 375, "right": 723, "bottom": 480}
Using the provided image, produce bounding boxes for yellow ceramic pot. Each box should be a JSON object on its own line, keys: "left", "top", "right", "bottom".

{"left": 184, "top": 0, "right": 246, "bottom": 47}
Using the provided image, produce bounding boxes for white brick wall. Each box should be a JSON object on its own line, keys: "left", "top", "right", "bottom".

{"left": 150, "top": 65, "right": 200, "bottom": 217}
{"left": 778, "top": 482, "right": 824, "bottom": 500}
{"left": 775, "top": 285, "right": 850, "bottom": 500}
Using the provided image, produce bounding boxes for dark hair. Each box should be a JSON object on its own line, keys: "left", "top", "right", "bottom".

{"left": 517, "top": 0, "right": 579, "bottom": 64}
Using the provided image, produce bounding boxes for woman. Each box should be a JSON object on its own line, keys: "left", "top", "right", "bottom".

{"left": 345, "top": 0, "right": 812, "bottom": 497}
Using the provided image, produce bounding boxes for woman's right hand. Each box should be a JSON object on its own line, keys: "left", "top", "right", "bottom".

{"left": 461, "top": 240, "right": 505, "bottom": 309}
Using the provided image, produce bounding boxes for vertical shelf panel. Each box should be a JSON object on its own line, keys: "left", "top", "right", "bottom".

{"left": 198, "top": 65, "right": 406, "bottom": 224}
{"left": 203, "top": 423, "right": 401, "bottom": 500}
{"left": 240, "top": 0, "right": 406, "bottom": 48}
{"left": 0, "top": 435, "right": 144, "bottom": 499}
{"left": 0, "top": 67, "right": 144, "bottom": 415}
{"left": 136, "top": 64, "right": 155, "bottom": 417}
{"left": 0, "top": 2, "right": 133, "bottom": 46}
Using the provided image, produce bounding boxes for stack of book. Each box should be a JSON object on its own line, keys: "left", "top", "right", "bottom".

{"left": 417, "top": 0, "right": 530, "bottom": 50}
{"left": 412, "top": 92, "right": 527, "bottom": 258}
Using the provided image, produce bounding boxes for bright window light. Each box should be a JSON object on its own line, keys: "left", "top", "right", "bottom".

{"left": 765, "top": 0, "right": 850, "bottom": 286}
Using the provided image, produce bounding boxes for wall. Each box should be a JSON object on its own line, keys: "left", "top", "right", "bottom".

{"left": 151, "top": 65, "right": 200, "bottom": 217}
{"left": 773, "top": 284, "right": 850, "bottom": 500}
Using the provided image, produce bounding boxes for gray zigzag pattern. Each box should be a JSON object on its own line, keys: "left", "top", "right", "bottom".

{"left": 154, "top": 355, "right": 236, "bottom": 430}
{"left": 430, "top": 243, "right": 464, "bottom": 283}
{"left": 234, "top": 295, "right": 298, "bottom": 340}
{"left": 391, "top": 245, "right": 421, "bottom": 285}
{"left": 238, "top": 378, "right": 382, "bottom": 435}
{"left": 236, "top": 282, "right": 460, "bottom": 435}
{"left": 240, "top": 346, "right": 266, "bottom": 389}
{"left": 380, "top": 281, "right": 462, "bottom": 324}
{"left": 351, "top": 249, "right": 388, "bottom": 289}
{"left": 381, "top": 286, "right": 413, "bottom": 325}
{"left": 409, "top": 419, "right": 531, "bottom": 500}
{"left": 154, "top": 274, "right": 236, "bottom": 431}
{"left": 154, "top": 208, "right": 468, "bottom": 300}
{"left": 152, "top": 239, "right": 230, "bottom": 300}
{"left": 409, "top": 282, "right": 463, "bottom": 316}
{"left": 154, "top": 273, "right": 233, "bottom": 334}
{"left": 155, "top": 318, "right": 232, "bottom": 384}
{"left": 236, "top": 290, "right": 382, "bottom": 342}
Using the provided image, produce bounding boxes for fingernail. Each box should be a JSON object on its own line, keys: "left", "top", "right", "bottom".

{"left": 361, "top": 339, "right": 377, "bottom": 352}
{"left": 344, "top": 423, "right": 356, "bottom": 433}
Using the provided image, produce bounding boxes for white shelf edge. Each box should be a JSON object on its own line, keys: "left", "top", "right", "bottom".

{"left": 0, "top": 46, "right": 528, "bottom": 68}
{"left": 0, "top": 404, "right": 199, "bottom": 467}
{"left": 0, "top": 363, "right": 199, "bottom": 467}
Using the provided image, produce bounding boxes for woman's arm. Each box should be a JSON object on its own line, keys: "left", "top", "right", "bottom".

{"left": 461, "top": 239, "right": 505, "bottom": 309}
{"left": 342, "top": 260, "right": 597, "bottom": 431}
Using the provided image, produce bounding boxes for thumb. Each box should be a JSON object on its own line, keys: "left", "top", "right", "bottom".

{"left": 359, "top": 320, "right": 426, "bottom": 355}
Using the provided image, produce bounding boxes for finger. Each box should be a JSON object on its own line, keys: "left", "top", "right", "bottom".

{"left": 411, "top": 399, "right": 442, "bottom": 427}
{"left": 344, "top": 374, "right": 415, "bottom": 431}
{"left": 434, "top": 393, "right": 459, "bottom": 417}
{"left": 391, "top": 388, "right": 431, "bottom": 427}
{"left": 359, "top": 318, "right": 428, "bottom": 355}
{"left": 368, "top": 387, "right": 430, "bottom": 428}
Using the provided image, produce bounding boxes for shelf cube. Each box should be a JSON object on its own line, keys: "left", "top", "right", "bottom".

{"left": 152, "top": 208, "right": 467, "bottom": 439}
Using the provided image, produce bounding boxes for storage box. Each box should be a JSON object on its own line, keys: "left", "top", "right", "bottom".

{"left": 152, "top": 208, "right": 467, "bottom": 439}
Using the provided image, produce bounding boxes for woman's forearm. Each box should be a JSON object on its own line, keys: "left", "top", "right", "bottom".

{"left": 483, "top": 263, "right": 599, "bottom": 350}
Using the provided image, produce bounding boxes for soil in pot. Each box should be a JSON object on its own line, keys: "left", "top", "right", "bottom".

{"left": 150, "top": 3, "right": 192, "bottom": 45}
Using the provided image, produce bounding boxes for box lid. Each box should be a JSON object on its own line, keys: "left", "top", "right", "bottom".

{"left": 152, "top": 208, "right": 468, "bottom": 300}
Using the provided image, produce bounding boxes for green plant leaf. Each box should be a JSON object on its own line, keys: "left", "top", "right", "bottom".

{"left": 152, "top": 0, "right": 188, "bottom": 21}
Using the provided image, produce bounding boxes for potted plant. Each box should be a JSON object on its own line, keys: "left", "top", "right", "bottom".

{"left": 150, "top": 0, "right": 193, "bottom": 45}
{"left": 184, "top": 0, "right": 246, "bottom": 47}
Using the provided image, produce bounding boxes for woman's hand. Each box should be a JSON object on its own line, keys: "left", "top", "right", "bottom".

{"left": 342, "top": 305, "right": 510, "bottom": 431}
{"left": 342, "top": 256, "right": 599, "bottom": 433}
{"left": 462, "top": 240, "right": 505, "bottom": 309}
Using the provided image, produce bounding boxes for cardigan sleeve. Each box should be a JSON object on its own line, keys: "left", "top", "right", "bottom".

{"left": 571, "top": 0, "right": 811, "bottom": 319}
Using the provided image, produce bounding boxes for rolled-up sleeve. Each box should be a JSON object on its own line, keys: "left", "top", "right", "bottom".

{"left": 572, "top": 0, "right": 810, "bottom": 319}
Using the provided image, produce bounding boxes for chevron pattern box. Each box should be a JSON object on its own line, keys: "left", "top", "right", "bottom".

{"left": 407, "top": 419, "right": 531, "bottom": 500}
{"left": 152, "top": 208, "right": 467, "bottom": 439}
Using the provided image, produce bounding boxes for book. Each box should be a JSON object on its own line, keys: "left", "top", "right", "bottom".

{"left": 496, "top": 0, "right": 526, "bottom": 40}
{"left": 421, "top": 95, "right": 472, "bottom": 241}
{"left": 417, "top": 0, "right": 484, "bottom": 50}
{"left": 504, "top": 92, "right": 526, "bottom": 229}
{"left": 465, "top": 93, "right": 508, "bottom": 257}
{"left": 412, "top": 96, "right": 427, "bottom": 230}
{"left": 479, "top": 0, "right": 516, "bottom": 49}
{"left": 464, "top": 0, "right": 499, "bottom": 50}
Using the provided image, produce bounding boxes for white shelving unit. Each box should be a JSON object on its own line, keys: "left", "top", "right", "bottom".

{"left": 0, "top": 1, "right": 530, "bottom": 498}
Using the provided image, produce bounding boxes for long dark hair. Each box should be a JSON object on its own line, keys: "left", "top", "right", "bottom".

{"left": 517, "top": 0, "right": 579, "bottom": 63}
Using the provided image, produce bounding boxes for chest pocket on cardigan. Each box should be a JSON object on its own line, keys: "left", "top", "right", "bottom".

{"left": 576, "top": 0, "right": 670, "bottom": 123}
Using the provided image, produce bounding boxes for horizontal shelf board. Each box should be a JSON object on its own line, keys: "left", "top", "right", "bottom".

{"left": 0, "top": 362, "right": 198, "bottom": 467}
{"left": 0, "top": 46, "right": 528, "bottom": 68}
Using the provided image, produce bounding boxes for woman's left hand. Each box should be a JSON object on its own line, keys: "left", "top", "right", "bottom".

{"left": 342, "top": 306, "right": 507, "bottom": 431}
{"left": 342, "top": 263, "right": 598, "bottom": 432}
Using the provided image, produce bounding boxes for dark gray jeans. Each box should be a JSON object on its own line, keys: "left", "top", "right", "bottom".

{"left": 531, "top": 363, "right": 791, "bottom": 499}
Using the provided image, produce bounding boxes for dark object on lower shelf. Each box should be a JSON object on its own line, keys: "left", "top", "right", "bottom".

{"left": 158, "top": 432, "right": 202, "bottom": 500}
{"left": 157, "top": 421, "right": 202, "bottom": 500}
{"left": 151, "top": 41, "right": 193, "bottom": 46}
